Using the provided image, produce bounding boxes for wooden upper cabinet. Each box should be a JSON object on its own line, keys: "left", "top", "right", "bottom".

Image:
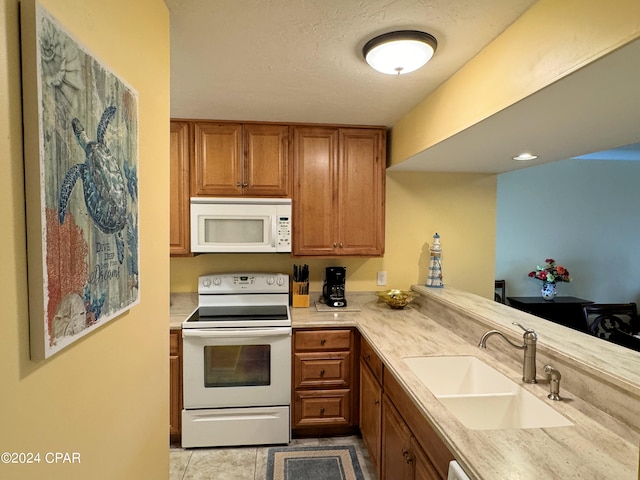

{"left": 191, "top": 122, "right": 291, "bottom": 197}
{"left": 293, "top": 126, "right": 385, "bottom": 256}
{"left": 338, "top": 128, "right": 385, "bottom": 256}
{"left": 170, "top": 121, "right": 191, "bottom": 256}
{"left": 293, "top": 127, "right": 339, "bottom": 255}
{"left": 243, "top": 123, "right": 291, "bottom": 196}
{"left": 192, "top": 122, "right": 243, "bottom": 196}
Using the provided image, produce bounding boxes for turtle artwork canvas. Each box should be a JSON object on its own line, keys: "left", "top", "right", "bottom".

{"left": 20, "top": 1, "right": 139, "bottom": 359}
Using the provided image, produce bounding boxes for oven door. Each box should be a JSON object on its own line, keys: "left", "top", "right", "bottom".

{"left": 182, "top": 326, "right": 291, "bottom": 409}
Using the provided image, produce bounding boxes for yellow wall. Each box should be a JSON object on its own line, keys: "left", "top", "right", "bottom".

{"left": 170, "top": 171, "right": 496, "bottom": 299}
{"left": 391, "top": 0, "right": 640, "bottom": 165}
{"left": 0, "top": 1, "right": 170, "bottom": 479}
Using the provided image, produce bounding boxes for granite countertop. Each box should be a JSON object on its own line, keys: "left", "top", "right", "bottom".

{"left": 169, "top": 292, "right": 197, "bottom": 328}
{"left": 169, "top": 289, "right": 640, "bottom": 479}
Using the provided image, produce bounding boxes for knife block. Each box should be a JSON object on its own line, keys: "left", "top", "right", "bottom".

{"left": 292, "top": 282, "right": 309, "bottom": 308}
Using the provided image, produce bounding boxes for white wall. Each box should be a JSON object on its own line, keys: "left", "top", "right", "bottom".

{"left": 495, "top": 159, "right": 640, "bottom": 305}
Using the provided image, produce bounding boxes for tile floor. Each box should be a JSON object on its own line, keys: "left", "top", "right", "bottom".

{"left": 170, "top": 435, "right": 375, "bottom": 480}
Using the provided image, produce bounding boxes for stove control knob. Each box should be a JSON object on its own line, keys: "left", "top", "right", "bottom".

{"left": 202, "top": 278, "right": 212, "bottom": 288}
{"left": 212, "top": 277, "right": 222, "bottom": 286}
{"left": 276, "top": 276, "right": 286, "bottom": 286}
{"left": 266, "top": 276, "right": 275, "bottom": 285}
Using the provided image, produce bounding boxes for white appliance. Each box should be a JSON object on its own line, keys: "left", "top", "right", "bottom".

{"left": 190, "top": 197, "right": 292, "bottom": 253}
{"left": 448, "top": 461, "right": 471, "bottom": 480}
{"left": 181, "top": 273, "right": 292, "bottom": 448}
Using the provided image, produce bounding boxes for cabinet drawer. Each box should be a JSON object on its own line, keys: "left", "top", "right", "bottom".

{"left": 294, "top": 329, "right": 352, "bottom": 351}
{"left": 293, "top": 389, "right": 352, "bottom": 427}
{"left": 361, "top": 336, "right": 383, "bottom": 383}
{"left": 170, "top": 329, "right": 181, "bottom": 356}
{"left": 294, "top": 351, "right": 351, "bottom": 388}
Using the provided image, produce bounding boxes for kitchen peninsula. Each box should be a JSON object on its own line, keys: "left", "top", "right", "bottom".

{"left": 170, "top": 287, "right": 640, "bottom": 479}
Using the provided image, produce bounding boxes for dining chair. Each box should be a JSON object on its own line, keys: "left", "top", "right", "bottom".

{"left": 582, "top": 303, "right": 640, "bottom": 351}
{"left": 608, "top": 328, "right": 640, "bottom": 351}
{"left": 494, "top": 280, "right": 506, "bottom": 304}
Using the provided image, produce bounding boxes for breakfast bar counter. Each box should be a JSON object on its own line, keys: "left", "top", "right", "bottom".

{"left": 290, "top": 288, "right": 640, "bottom": 480}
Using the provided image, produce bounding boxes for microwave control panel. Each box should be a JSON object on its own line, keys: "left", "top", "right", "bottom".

{"left": 277, "top": 216, "right": 291, "bottom": 249}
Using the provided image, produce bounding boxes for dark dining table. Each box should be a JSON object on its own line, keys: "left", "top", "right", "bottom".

{"left": 506, "top": 296, "right": 594, "bottom": 333}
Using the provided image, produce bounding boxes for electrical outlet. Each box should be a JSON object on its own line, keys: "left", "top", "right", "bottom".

{"left": 377, "top": 271, "right": 387, "bottom": 286}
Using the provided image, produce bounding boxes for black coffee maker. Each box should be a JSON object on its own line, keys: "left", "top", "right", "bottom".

{"left": 323, "top": 266, "right": 347, "bottom": 307}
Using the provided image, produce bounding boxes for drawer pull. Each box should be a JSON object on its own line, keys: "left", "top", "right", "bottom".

{"left": 319, "top": 369, "right": 326, "bottom": 377}
{"left": 365, "top": 354, "right": 371, "bottom": 361}
{"left": 320, "top": 408, "right": 325, "bottom": 415}
{"left": 374, "top": 399, "right": 380, "bottom": 406}
{"left": 320, "top": 338, "right": 326, "bottom": 345}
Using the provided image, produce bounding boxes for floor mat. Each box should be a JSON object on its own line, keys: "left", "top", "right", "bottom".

{"left": 266, "top": 445, "right": 365, "bottom": 480}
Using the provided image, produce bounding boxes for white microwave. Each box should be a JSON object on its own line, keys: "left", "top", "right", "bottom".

{"left": 190, "top": 197, "right": 292, "bottom": 253}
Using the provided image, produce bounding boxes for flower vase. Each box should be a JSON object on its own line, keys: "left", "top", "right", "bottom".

{"left": 541, "top": 283, "right": 557, "bottom": 301}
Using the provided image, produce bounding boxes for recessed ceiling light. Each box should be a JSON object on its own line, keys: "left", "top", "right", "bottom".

{"left": 513, "top": 153, "right": 538, "bottom": 161}
{"left": 363, "top": 30, "right": 437, "bottom": 75}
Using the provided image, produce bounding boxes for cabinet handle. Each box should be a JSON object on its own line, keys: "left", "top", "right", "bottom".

{"left": 333, "top": 242, "right": 337, "bottom": 248}
{"left": 235, "top": 182, "right": 242, "bottom": 187}
{"left": 374, "top": 399, "right": 380, "bottom": 406}
{"left": 402, "top": 449, "right": 413, "bottom": 464}
{"left": 339, "top": 243, "right": 343, "bottom": 248}
{"left": 242, "top": 182, "right": 248, "bottom": 187}
{"left": 319, "top": 369, "right": 325, "bottom": 377}
{"left": 365, "top": 354, "right": 371, "bottom": 361}
{"left": 320, "top": 338, "right": 326, "bottom": 345}
{"left": 320, "top": 408, "right": 325, "bottom": 415}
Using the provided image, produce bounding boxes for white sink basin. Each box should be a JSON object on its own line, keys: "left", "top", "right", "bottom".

{"left": 404, "top": 356, "right": 517, "bottom": 396}
{"left": 403, "top": 356, "right": 573, "bottom": 430}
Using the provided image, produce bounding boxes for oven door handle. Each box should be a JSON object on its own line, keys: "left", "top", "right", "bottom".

{"left": 182, "top": 327, "right": 292, "bottom": 338}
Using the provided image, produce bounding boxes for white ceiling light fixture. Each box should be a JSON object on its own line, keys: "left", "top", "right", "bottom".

{"left": 363, "top": 30, "right": 438, "bottom": 75}
{"left": 513, "top": 153, "right": 539, "bottom": 161}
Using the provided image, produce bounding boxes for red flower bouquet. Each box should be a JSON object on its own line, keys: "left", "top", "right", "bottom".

{"left": 528, "top": 259, "right": 571, "bottom": 284}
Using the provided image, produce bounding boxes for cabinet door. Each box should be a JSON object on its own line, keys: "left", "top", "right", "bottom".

{"left": 411, "top": 437, "right": 441, "bottom": 480}
{"left": 169, "top": 329, "right": 182, "bottom": 444}
{"left": 360, "top": 359, "right": 382, "bottom": 475}
{"left": 170, "top": 121, "right": 191, "bottom": 255}
{"left": 338, "top": 128, "right": 385, "bottom": 256}
{"left": 292, "top": 127, "right": 339, "bottom": 255}
{"left": 192, "top": 122, "right": 243, "bottom": 196}
{"left": 243, "top": 124, "right": 291, "bottom": 197}
{"left": 381, "top": 395, "right": 413, "bottom": 480}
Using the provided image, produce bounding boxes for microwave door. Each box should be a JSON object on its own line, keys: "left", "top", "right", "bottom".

{"left": 194, "top": 215, "right": 273, "bottom": 252}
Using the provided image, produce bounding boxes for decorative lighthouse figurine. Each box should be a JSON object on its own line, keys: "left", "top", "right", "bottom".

{"left": 426, "top": 232, "right": 443, "bottom": 288}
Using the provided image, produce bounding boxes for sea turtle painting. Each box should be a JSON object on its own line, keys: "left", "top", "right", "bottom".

{"left": 58, "top": 105, "right": 127, "bottom": 263}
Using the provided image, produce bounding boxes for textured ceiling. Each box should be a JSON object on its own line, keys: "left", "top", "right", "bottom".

{"left": 165, "top": 0, "right": 536, "bottom": 126}
{"left": 165, "top": 1, "right": 640, "bottom": 172}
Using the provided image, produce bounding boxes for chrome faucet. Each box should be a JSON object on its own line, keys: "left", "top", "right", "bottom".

{"left": 544, "top": 365, "right": 562, "bottom": 400}
{"left": 478, "top": 322, "right": 538, "bottom": 383}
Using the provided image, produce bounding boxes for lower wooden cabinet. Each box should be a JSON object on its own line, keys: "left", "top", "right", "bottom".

{"left": 381, "top": 394, "right": 413, "bottom": 480}
{"left": 292, "top": 328, "right": 359, "bottom": 436}
{"left": 169, "top": 328, "right": 182, "bottom": 444}
{"left": 360, "top": 335, "right": 454, "bottom": 480}
{"left": 360, "top": 338, "right": 383, "bottom": 476}
{"left": 383, "top": 370, "right": 454, "bottom": 480}
{"left": 412, "top": 437, "right": 441, "bottom": 480}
